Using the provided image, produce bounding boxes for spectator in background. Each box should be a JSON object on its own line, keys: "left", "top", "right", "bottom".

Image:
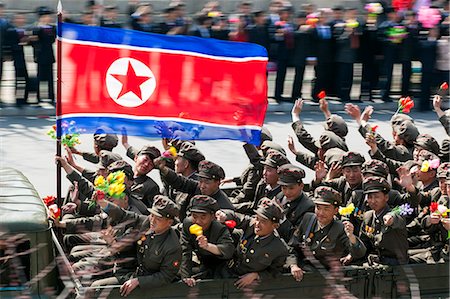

{"left": 101, "top": 5, "right": 123, "bottom": 28}
{"left": 435, "top": 20, "right": 449, "bottom": 92}
{"left": 0, "top": 2, "right": 11, "bottom": 106}
{"left": 419, "top": 27, "right": 438, "bottom": 111}
{"left": 399, "top": 10, "right": 419, "bottom": 98}
{"left": 189, "top": 14, "right": 212, "bottom": 38}
{"left": 160, "top": 6, "right": 185, "bottom": 35}
{"left": 131, "top": 5, "right": 158, "bottom": 33}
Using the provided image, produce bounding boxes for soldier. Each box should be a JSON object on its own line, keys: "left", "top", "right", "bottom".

{"left": 433, "top": 95, "right": 450, "bottom": 136}
{"left": 70, "top": 126, "right": 119, "bottom": 164}
{"left": 359, "top": 177, "right": 409, "bottom": 265}
{"left": 287, "top": 186, "right": 366, "bottom": 280}
{"left": 171, "top": 142, "right": 205, "bottom": 221}
{"left": 276, "top": 164, "right": 315, "bottom": 241}
{"left": 155, "top": 159, "right": 235, "bottom": 210}
{"left": 219, "top": 198, "right": 289, "bottom": 289}
{"left": 234, "top": 150, "right": 290, "bottom": 214}
{"left": 89, "top": 196, "right": 181, "bottom": 296}
{"left": 313, "top": 151, "right": 365, "bottom": 205}
{"left": 180, "top": 195, "right": 234, "bottom": 286}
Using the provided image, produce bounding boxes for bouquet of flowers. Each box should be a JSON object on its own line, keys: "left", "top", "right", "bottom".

{"left": 391, "top": 203, "right": 414, "bottom": 216}
{"left": 89, "top": 170, "right": 127, "bottom": 208}
{"left": 386, "top": 25, "right": 408, "bottom": 44}
{"left": 43, "top": 195, "right": 61, "bottom": 219}
{"left": 420, "top": 159, "right": 440, "bottom": 173}
{"left": 395, "top": 96, "right": 414, "bottom": 114}
{"left": 162, "top": 146, "right": 178, "bottom": 161}
{"left": 47, "top": 120, "right": 82, "bottom": 147}
{"left": 438, "top": 82, "right": 448, "bottom": 97}
{"left": 339, "top": 203, "right": 355, "bottom": 217}
{"left": 418, "top": 7, "right": 441, "bottom": 29}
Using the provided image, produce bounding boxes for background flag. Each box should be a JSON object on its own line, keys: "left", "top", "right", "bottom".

{"left": 58, "top": 23, "right": 268, "bottom": 144}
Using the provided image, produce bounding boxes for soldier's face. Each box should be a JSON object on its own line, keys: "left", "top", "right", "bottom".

{"left": 342, "top": 166, "right": 362, "bottom": 187}
{"left": 263, "top": 166, "right": 278, "bottom": 186}
{"left": 135, "top": 154, "right": 154, "bottom": 175}
{"left": 192, "top": 212, "right": 214, "bottom": 230}
{"left": 366, "top": 192, "right": 389, "bottom": 213}
{"left": 438, "top": 178, "right": 447, "bottom": 195}
{"left": 149, "top": 214, "right": 173, "bottom": 234}
{"left": 254, "top": 215, "right": 277, "bottom": 237}
{"left": 175, "top": 157, "right": 189, "bottom": 174}
{"left": 281, "top": 183, "right": 303, "bottom": 201}
{"left": 315, "top": 204, "right": 337, "bottom": 226}
{"left": 199, "top": 178, "right": 220, "bottom": 196}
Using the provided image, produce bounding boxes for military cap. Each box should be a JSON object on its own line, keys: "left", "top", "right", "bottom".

{"left": 390, "top": 114, "right": 413, "bottom": 130}
{"left": 324, "top": 148, "right": 345, "bottom": 167}
{"left": 260, "top": 127, "right": 273, "bottom": 143}
{"left": 437, "top": 162, "right": 450, "bottom": 178}
{"left": 395, "top": 121, "right": 419, "bottom": 145}
{"left": 148, "top": 195, "right": 179, "bottom": 219}
{"left": 167, "top": 138, "right": 195, "bottom": 151}
{"left": 341, "top": 151, "right": 365, "bottom": 168}
{"left": 362, "top": 159, "right": 389, "bottom": 178}
{"left": 93, "top": 127, "right": 119, "bottom": 150}
{"left": 439, "top": 139, "right": 450, "bottom": 163}
{"left": 314, "top": 186, "right": 341, "bottom": 206}
{"left": 326, "top": 115, "right": 348, "bottom": 138}
{"left": 98, "top": 150, "right": 122, "bottom": 169}
{"left": 254, "top": 198, "right": 283, "bottom": 223}
{"left": 261, "top": 150, "right": 290, "bottom": 168}
{"left": 138, "top": 145, "right": 161, "bottom": 160}
{"left": 417, "top": 150, "right": 439, "bottom": 164}
{"left": 363, "top": 176, "right": 391, "bottom": 194}
{"left": 177, "top": 142, "right": 205, "bottom": 163}
{"left": 260, "top": 141, "right": 286, "bottom": 156}
{"left": 107, "top": 160, "right": 134, "bottom": 180}
{"left": 318, "top": 131, "right": 348, "bottom": 152}
{"left": 277, "top": 164, "right": 305, "bottom": 185}
{"left": 414, "top": 134, "right": 440, "bottom": 156}
{"left": 189, "top": 195, "right": 219, "bottom": 213}
{"left": 36, "top": 6, "right": 54, "bottom": 15}
{"left": 198, "top": 160, "right": 225, "bottom": 180}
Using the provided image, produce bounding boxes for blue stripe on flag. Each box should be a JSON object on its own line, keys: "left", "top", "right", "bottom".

{"left": 59, "top": 22, "right": 268, "bottom": 59}
{"left": 58, "top": 117, "right": 262, "bottom": 145}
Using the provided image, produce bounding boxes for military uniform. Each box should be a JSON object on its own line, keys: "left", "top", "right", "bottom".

{"left": 358, "top": 178, "right": 409, "bottom": 265}
{"left": 234, "top": 150, "right": 289, "bottom": 214}
{"left": 222, "top": 199, "right": 289, "bottom": 280}
{"left": 180, "top": 195, "right": 235, "bottom": 279}
{"left": 81, "top": 151, "right": 122, "bottom": 183}
{"left": 276, "top": 164, "right": 315, "bottom": 241}
{"left": 288, "top": 187, "right": 366, "bottom": 269}
{"left": 313, "top": 152, "right": 365, "bottom": 205}
{"left": 80, "top": 128, "right": 119, "bottom": 164}
{"left": 439, "top": 111, "right": 450, "bottom": 136}
{"left": 162, "top": 160, "right": 235, "bottom": 210}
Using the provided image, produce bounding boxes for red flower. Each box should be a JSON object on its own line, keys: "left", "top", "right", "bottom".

{"left": 318, "top": 91, "right": 326, "bottom": 99}
{"left": 440, "top": 82, "right": 449, "bottom": 90}
{"left": 371, "top": 125, "right": 379, "bottom": 132}
{"left": 225, "top": 220, "right": 237, "bottom": 229}
{"left": 48, "top": 204, "right": 61, "bottom": 219}
{"left": 430, "top": 202, "right": 438, "bottom": 213}
{"left": 52, "top": 124, "right": 57, "bottom": 131}
{"left": 43, "top": 195, "right": 56, "bottom": 206}
{"left": 399, "top": 96, "right": 414, "bottom": 113}
{"left": 96, "top": 190, "right": 105, "bottom": 200}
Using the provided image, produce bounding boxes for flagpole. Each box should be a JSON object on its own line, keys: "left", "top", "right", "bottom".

{"left": 56, "top": 0, "right": 63, "bottom": 207}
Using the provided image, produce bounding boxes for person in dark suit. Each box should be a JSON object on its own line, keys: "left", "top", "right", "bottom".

{"left": 418, "top": 27, "right": 438, "bottom": 111}
{"left": 399, "top": 11, "right": 419, "bottom": 97}
{"left": 101, "top": 5, "right": 123, "bottom": 28}
{"left": 246, "top": 11, "right": 270, "bottom": 52}
{"left": 31, "top": 6, "right": 56, "bottom": 104}
{"left": 311, "top": 11, "right": 334, "bottom": 102}
{"left": 291, "top": 11, "right": 312, "bottom": 101}
{"left": 6, "top": 14, "right": 29, "bottom": 106}
{"left": 273, "top": 7, "right": 294, "bottom": 102}
{"left": 159, "top": 6, "right": 184, "bottom": 35}
{"left": 189, "top": 15, "right": 212, "bottom": 38}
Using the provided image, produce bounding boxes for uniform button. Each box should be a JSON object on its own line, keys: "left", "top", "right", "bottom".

{"left": 312, "top": 251, "right": 316, "bottom": 255}
{"left": 256, "top": 240, "right": 260, "bottom": 243}
{"left": 245, "top": 259, "right": 250, "bottom": 263}
{"left": 151, "top": 236, "right": 155, "bottom": 239}
{"left": 250, "top": 249, "right": 254, "bottom": 254}
{"left": 375, "top": 219, "right": 380, "bottom": 223}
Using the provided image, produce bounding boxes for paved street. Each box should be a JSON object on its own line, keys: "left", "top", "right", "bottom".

{"left": 0, "top": 109, "right": 447, "bottom": 198}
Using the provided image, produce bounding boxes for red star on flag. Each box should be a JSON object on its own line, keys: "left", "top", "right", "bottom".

{"left": 111, "top": 61, "right": 151, "bottom": 100}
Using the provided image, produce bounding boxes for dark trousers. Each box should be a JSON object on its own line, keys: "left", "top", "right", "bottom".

{"left": 381, "top": 46, "right": 396, "bottom": 101}
{"left": 274, "top": 59, "right": 288, "bottom": 101}
{"left": 361, "top": 57, "right": 380, "bottom": 99}
{"left": 313, "top": 63, "right": 332, "bottom": 101}
{"left": 15, "top": 66, "right": 29, "bottom": 105}
{"left": 420, "top": 71, "right": 433, "bottom": 111}
{"left": 337, "top": 62, "right": 353, "bottom": 102}
{"left": 37, "top": 63, "right": 54, "bottom": 102}
{"left": 291, "top": 64, "right": 306, "bottom": 100}
{"left": 401, "top": 60, "right": 412, "bottom": 96}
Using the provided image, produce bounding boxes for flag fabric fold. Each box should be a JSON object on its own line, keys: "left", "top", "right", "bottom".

{"left": 58, "top": 22, "right": 268, "bottom": 144}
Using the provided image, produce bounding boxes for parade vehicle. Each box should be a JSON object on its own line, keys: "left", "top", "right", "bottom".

{"left": 1, "top": 168, "right": 449, "bottom": 298}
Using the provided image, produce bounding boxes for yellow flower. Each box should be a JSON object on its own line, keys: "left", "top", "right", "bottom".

{"left": 107, "top": 173, "right": 114, "bottom": 183}
{"left": 189, "top": 224, "right": 203, "bottom": 236}
{"left": 115, "top": 171, "right": 125, "bottom": 184}
{"left": 421, "top": 161, "right": 430, "bottom": 173}
{"left": 169, "top": 146, "right": 177, "bottom": 157}
{"left": 108, "top": 182, "right": 125, "bottom": 197}
{"left": 339, "top": 203, "right": 355, "bottom": 216}
{"left": 94, "top": 176, "right": 105, "bottom": 187}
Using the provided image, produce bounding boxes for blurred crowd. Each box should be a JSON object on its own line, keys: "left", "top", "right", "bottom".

{"left": 0, "top": 0, "right": 449, "bottom": 110}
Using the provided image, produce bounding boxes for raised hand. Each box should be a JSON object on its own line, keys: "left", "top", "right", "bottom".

{"left": 287, "top": 135, "right": 297, "bottom": 154}
{"left": 314, "top": 160, "right": 328, "bottom": 181}
{"left": 345, "top": 103, "right": 361, "bottom": 121}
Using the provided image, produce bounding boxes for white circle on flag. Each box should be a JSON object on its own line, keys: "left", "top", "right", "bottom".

{"left": 106, "top": 57, "right": 156, "bottom": 108}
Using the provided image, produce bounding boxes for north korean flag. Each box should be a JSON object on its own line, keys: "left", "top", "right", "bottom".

{"left": 58, "top": 23, "right": 268, "bottom": 144}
